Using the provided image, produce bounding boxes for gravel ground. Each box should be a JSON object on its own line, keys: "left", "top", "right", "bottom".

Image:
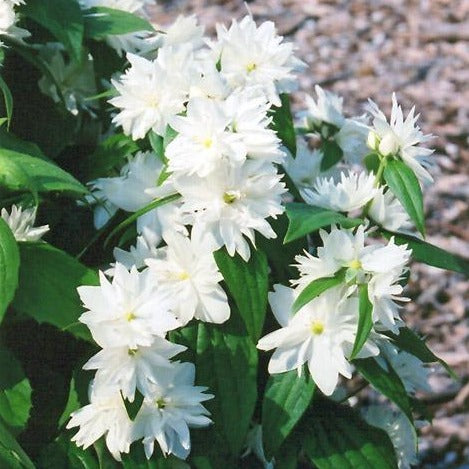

{"left": 148, "top": 1, "right": 469, "bottom": 466}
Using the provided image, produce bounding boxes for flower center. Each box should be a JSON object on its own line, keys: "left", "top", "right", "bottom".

{"left": 246, "top": 63, "right": 257, "bottom": 73}
{"left": 156, "top": 398, "right": 166, "bottom": 409}
{"left": 348, "top": 259, "right": 362, "bottom": 270}
{"left": 310, "top": 320, "right": 325, "bottom": 335}
{"left": 202, "top": 137, "right": 213, "bottom": 148}
{"left": 128, "top": 348, "right": 138, "bottom": 356}
{"left": 125, "top": 312, "right": 136, "bottom": 322}
{"left": 223, "top": 190, "right": 240, "bottom": 204}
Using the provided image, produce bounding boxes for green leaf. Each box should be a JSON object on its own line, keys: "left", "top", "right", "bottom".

{"left": 148, "top": 131, "right": 165, "bottom": 162}
{"left": 213, "top": 247, "right": 268, "bottom": 342}
{"left": 0, "top": 218, "right": 20, "bottom": 323}
{"left": 195, "top": 319, "right": 258, "bottom": 455}
{"left": 0, "top": 75, "right": 13, "bottom": 128}
{"left": 384, "top": 159, "right": 425, "bottom": 236}
{"left": 354, "top": 357, "right": 413, "bottom": 424}
{"left": 284, "top": 203, "right": 362, "bottom": 243}
{"left": 292, "top": 270, "right": 345, "bottom": 314}
{"left": 262, "top": 370, "right": 315, "bottom": 458}
{"left": 0, "top": 149, "right": 88, "bottom": 197}
{"left": 0, "top": 345, "right": 24, "bottom": 391}
{"left": 384, "top": 327, "right": 456, "bottom": 379}
{"left": 382, "top": 230, "right": 469, "bottom": 276}
{"left": 22, "top": 0, "right": 84, "bottom": 62}
{"left": 364, "top": 152, "right": 380, "bottom": 173}
{"left": 303, "top": 399, "right": 398, "bottom": 469}
{"left": 0, "top": 378, "right": 32, "bottom": 434}
{"left": 350, "top": 284, "right": 373, "bottom": 360}
{"left": 12, "top": 242, "right": 99, "bottom": 342}
{"left": 38, "top": 434, "right": 100, "bottom": 469}
{"left": 0, "top": 418, "right": 35, "bottom": 469}
{"left": 0, "top": 128, "right": 49, "bottom": 161}
{"left": 83, "top": 7, "right": 154, "bottom": 39}
{"left": 271, "top": 94, "right": 296, "bottom": 157}
{"left": 79, "top": 134, "right": 138, "bottom": 180}
{"left": 320, "top": 139, "right": 343, "bottom": 171}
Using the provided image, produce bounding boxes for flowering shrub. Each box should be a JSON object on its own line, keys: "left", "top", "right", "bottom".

{"left": 0, "top": 0, "right": 467, "bottom": 468}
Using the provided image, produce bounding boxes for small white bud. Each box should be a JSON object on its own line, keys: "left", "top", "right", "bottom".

{"left": 366, "top": 130, "right": 380, "bottom": 151}
{"left": 378, "top": 132, "right": 399, "bottom": 157}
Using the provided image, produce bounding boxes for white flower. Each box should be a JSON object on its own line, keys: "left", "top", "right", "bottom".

{"left": 212, "top": 15, "right": 302, "bottom": 106}
{"left": 1, "top": 205, "right": 49, "bottom": 242}
{"left": 293, "top": 226, "right": 411, "bottom": 331}
{"left": 363, "top": 405, "right": 418, "bottom": 469}
{"left": 85, "top": 181, "right": 118, "bottom": 229}
{"left": 109, "top": 53, "right": 188, "bottom": 139}
{"left": 369, "top": 188, "right": 411, "bottom": 232}
{"left": 293, "top": 225, "right": 410, "bottom": 285}
{"left": 133, "top": 362, "right": 213, "bottom": 460}
{"left": 166, "top": 97, "right": 246, "bottom": 177}
{"left": 174, "top": 160, "right": 286, "bottom": 261}
{"left": 367, "top": 93, "right": 434, "bottom": 184}
{"left": 111, "top": 232, "right": 159, "bottom": 271}
{"left": 84, "top": 337, "right": 186, "bottom": 401}
{"left": 0, "top": 0, "right": 29, "bottom": 45}
{"left": 146, "top": 231, "right": 230, "bottom": 325}
{"left": 38, "top": 44, "right": 98, "bottom": 116}
{"left": 335, "top": 117, "right": 370, "bottom": 165}
{"left": 243, "top": 425, "right": 274, "bottom": 469}
{"left": 257, "top": 285, "right": 379, "bottom": 395}
{"left": 379, "top": 341, "right": 431, "bottom": 394}
{"left": 78, "top": 263, "right": 180, "bottom": 349}
{"left": 301, "top": 85, "right": 345, "bottom": 130}
{"left": 94, "top": 151, "right": 179, "bottom": 244}
{"left": 283, "top": 139, "right": 329, "bottom": 193}
{"left": 67, "top": 382, "right": 133, "bottom": 461}
{"left": 302, "top": 171, "right": 378, "bottom": 213}
{"left": 153, "top": 15, "right": 205, "bottom": 50}
{"left": 223, "top": 89, "right": 285, "bottom": 164}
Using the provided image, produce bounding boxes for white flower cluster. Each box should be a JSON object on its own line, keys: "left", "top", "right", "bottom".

{"left": 1, "top": 204, "right": 49, "bottom": 241}
{"left": 0, "top": 0, "right": 29, "bottom": 46}
{"left": 70, "top": 13, "right": 302, "bottom": 461}
{"left": 62, "top": 8, "right": 437, "bottom": 466}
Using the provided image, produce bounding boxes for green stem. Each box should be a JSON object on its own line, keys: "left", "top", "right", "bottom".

{"left": 362, "top": 155, "right": 388, "bottom": 219}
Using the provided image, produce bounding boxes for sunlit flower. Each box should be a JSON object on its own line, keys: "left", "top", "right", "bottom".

{"left": 174, "top": 160, "right": 285, "bottom": 261}
{"left": 367, "top": 93, "right": 434, "bottom": 183}
{"left": 1, "top": 205, "right": 49, "bottom": 242}
{"left": 146, "top": 231, "right": 230, "bottom": 325}
{"left": 78, "top": 263, "right": 180, "bottom": 349}
{"left": 133, "top": 362, "right": 213, "bottom": 460}
{"left": 257, "top": 285, "right": 379, "bottom": 395}
{"left": 67, "top": 382, "right": 133, "bottom": 461}
{"left": 0, "top": 0, "right": 29, "bottom": 46}
{"left": 369, "top": 188, "right": 411, "bottom": 232}
{"left": 301, "top": 85, "right": 345, "bottom": 130}
{"left": 84, "top": 337, "right": 186, "bottom": 401}
{"left": 212, "top": 15, "right": 302, "bottom": 106}
{"left": 302, "top": 170, "right": 378, "bottom": 213}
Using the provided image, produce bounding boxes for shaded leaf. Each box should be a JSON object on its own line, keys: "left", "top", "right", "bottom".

{"left": 271, "top": 94, "right": 296, "bottom": 156}
{"left": 262, "top": 370, "right": 315, "bottom": 458}
{"left": 0, "top": 75, "right": 13, "bottom": 128}
{"left": 214, "top": 247, "right": 268, "bottom": 342}
{"left": 320, "top": 139, "right": 343, "bottom": 171}
{"left": 350, "top": 284, "right": 373, "bottom": 359}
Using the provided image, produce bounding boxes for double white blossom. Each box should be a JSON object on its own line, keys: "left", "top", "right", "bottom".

{"left": 133, "top": 362, "right": 213, "bottom": 459}
{"left": 212, "top": 15, "right": 302, "bottom": 106}
{"left": 367, "top": 93, "right": 434, "bottom": 184}
{"left": 257, "top": 285, "right": 379, "bottom": 395}
{"left": 0, "top": 0, "right": 29, "bottom": 46}
{"left": 146, "top": 231, "right": 230, "bottom": 325}
{"left": 293, "top": 226, "right": 411, "bottom": 331}
{"left": 174, "top": 160, "right": 285, "bottom": 261}
{"left": 302, "top": 170, "right": 378, "bottom": 213}
{"left": 1, "top": 205, "right": 49, "bottom": 242}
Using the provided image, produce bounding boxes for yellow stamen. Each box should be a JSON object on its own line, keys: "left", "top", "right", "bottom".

{"left": 246, "top": 63, "right": 257, "bottom": 73}
{"left": 202, "top": 137, "right": 213, "bottom": 148}
{"left": 177, "top": 271, "right": 189, "bottom": 280}
{"left": 223, "top": 192, "right": 238, "bottom": 204}
{"left": 310, "top": 320, "right": 325, "bottom": 335}
{"left": 128, "top": 348, "right": 138, "bottom": 356}
{"left": 156, "top": 398, "right": 166, "bottom": 409}
{"left": 348, "top": 259, "right": 362, "bottom": 270}
{"left": 125, "top": 312, "right": 136, "bottom": 322}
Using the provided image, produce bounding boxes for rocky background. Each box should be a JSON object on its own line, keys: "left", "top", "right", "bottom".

{"left": 148, "top": 1, "right": 469, "bottom": 467}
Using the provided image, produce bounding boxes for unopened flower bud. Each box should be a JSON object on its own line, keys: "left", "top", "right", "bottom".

{"left": 378, "top": 132, "right": 399, "bottom": 157}
{"left": 367, "top": 130, "right": 380, "bottom": 151}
